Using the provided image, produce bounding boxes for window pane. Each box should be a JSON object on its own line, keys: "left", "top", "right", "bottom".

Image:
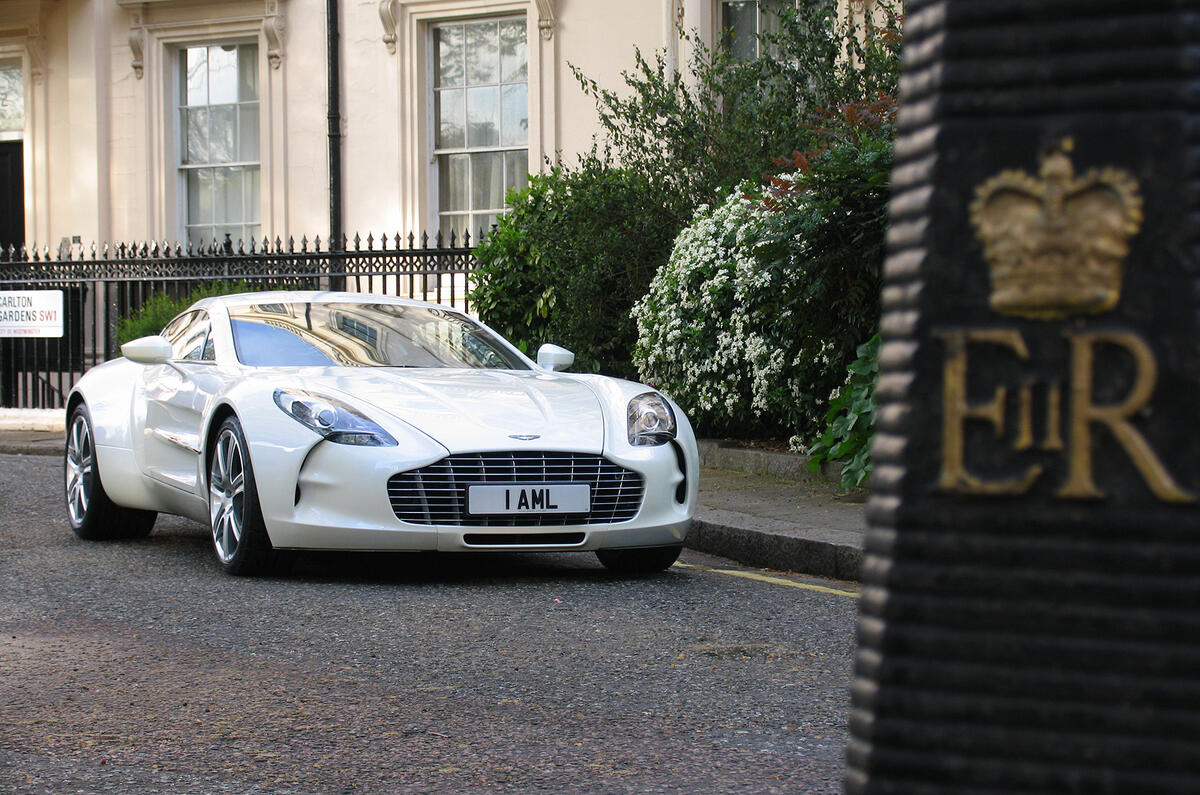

{"left": 244, "top": 167, "right": 261, "bottom": 223}
{"left": 436, "top": 89, "right": 465, "bottom": 149}
{"left": 188, "top": 169, "right": 213, "bottom": 224}
{"left": 438, "top": 154, "right": 469, "bottom": 213}
{"left": 723, "top": 1, "right": 759, "bottom": 60}
{"left": 505, "top": 150, "right": 528, "bottom": 195}
{"left": 471, "top": 152, "right": 503, "bottom": 211}
{"left": 465, "top": 21, "right": 499, "bottom": 85}
{"left": 209, "top": 105, "right": 236, "bottom": 163}
{"left": 435, "top": 25, "right": 464, "bottom": 88}
{"left": 185, "top": 47, "right": 208, "bottom": 105}
{"left": 500, "top": 84, "right": 527, "bottom": 147}
{"left": 499, "top": 20, "right": 527, "bottom": 83}
{"left": 214, "top": 167, "right": 243, "bottom": 223}
{"left": 184, "top": 108, "right": 209, "bottom": 164}
{"left": 439, "top": 213, "right": 468, "bottom": 240}
{"left": 0, "top": 64, "right": 24, "bottom": 132}
{"left": 471, "top": 213, "right": 499, "bottom": 240}
{"left": 466, "top": 86, "right": 499, "bottom": 147}
{"left": 208, "top": 45, "right": 239, "bottom": 105}
{"left": 239, "top": 105, "right": 259, "bottom": 160}
{"left": 186, "top": 226, "right": 209, "bottom": 248}
{"left": 174, "top": 315, "right": 210, "bottom": 360}
{"left": 238, "top": 44, "right": 259, "bottom": 101}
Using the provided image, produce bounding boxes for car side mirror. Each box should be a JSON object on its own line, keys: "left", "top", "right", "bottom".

{"left": 121, "top": 336, "right": 174, "bottom": 365}
{"left": 537, "top": 343, "right": 575, "bottom": 372}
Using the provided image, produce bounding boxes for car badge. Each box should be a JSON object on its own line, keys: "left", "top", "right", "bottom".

{"left": 509, "top": 434, "right": 540, "bottom": 441}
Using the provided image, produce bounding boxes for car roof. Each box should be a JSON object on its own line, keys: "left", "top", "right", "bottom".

{"left": 191, "top": 290, "right": 462, "bottom": 315}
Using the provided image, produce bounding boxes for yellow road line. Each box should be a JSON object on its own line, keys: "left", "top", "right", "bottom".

{"left": 674, "top": 561, "right": 860, "bottom": 599}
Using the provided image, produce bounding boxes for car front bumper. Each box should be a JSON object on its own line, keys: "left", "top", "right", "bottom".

{"left": 253, "top": 437, "right": 698, "bottom": 552}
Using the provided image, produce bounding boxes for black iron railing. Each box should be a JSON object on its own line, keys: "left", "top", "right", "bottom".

{"left": 0, "top": 232, "right": 478, "bottom": 409}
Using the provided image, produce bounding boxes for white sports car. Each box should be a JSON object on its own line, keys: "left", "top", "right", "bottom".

{"left": 64, "top": 291, "right": 698, "bottom": 575}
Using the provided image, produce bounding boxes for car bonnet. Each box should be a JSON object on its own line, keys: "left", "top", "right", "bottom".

{"left": 306, "top": 367, "right": 606, "bottom": 454}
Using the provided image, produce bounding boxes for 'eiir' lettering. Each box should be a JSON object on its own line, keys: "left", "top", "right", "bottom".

{"left": 937, "top": 328, "right": 1194, "bottom": 503}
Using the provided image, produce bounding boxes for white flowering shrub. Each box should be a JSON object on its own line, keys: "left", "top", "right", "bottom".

{"left": 633, "top": 182, "right": 842, "bottom": 438}
{"left": 634, "top": 108, "right": 891, "bottom": 441}
{"left": 634, "top": 189, "right": 763, "bottom": 431}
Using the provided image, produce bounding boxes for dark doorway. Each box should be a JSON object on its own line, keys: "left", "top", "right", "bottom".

{"left": 0, "top": 140, "right": 24, "bottom": 252}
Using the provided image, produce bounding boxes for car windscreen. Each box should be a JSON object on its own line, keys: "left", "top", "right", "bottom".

{"left": 227, "top": 302, "right": 530, "bottom": 369}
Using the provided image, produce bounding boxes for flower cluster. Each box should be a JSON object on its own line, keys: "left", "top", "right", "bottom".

{"left": 632, "top": 176, "right": 855, "bottom": 440}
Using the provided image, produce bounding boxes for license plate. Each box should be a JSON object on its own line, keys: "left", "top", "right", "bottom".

{"left": 467, "top": 484, "right": 590, "bottom": 515}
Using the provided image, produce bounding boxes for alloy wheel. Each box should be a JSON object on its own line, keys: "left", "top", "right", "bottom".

{"left": 209, "top": 427, "right": 246, "bottom": 563}
{"left": 65, "top": 412, "right": 94, "bottom": 525}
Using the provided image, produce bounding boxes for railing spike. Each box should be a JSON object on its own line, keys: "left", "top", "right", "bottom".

{"left": 421, "top": 232, "right": 429, "bottom": 249}
{"left": 435, "top": 230, "right": 444, "bottom": 249}
{"left": 408, "top": 232, "right": 415, "bottom": 249}
{"left": 463, "top": 229, "right": 472, "bottom": 248}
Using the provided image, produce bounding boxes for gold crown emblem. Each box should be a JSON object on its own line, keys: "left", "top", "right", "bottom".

{"left": 969, "top": 141, "right": 1143, "bottom": 319}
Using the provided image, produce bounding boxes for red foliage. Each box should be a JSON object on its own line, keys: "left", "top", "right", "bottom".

{"left": 752, "top": 92, "right": 897, "bottom": 211}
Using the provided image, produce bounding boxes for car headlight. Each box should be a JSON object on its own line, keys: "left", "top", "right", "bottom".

{"left": 273, "top": 389, "right": 398, "bottom": 447}
{"left": 628, "top": 392, "right": 677, "bottom": 446}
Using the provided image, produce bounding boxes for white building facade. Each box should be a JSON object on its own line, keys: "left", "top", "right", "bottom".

{"left": 0, "top": 0, "right": 801, "bottom": 252}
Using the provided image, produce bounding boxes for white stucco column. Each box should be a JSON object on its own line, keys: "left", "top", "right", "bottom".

{"left": 66, "top": 0, "right": 111, "bottom": 245}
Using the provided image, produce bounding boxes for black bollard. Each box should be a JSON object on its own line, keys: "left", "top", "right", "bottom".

{"left": 849, "top": 1, "right": 1200, "bottom": 792}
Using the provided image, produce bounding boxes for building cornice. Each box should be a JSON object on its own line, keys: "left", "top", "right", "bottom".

{"left": 534, "top": 0, "right": 554, "bottom": 40}
{"left": 117, "top": 0, "right": 286, "bottom": 78}
{"left": 0, "top": 1, "right": 56, "bottom": 84}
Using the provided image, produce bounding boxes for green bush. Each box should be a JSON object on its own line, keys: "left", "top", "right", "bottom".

{"left": 471, "top": 156, "right": 675, "bottom": 378}
{"left": 632, "top": 97, "right": 893, "bottom": 440}
{"left": 117, "top": 281, "right": 256, "bottom": 345}
{"left": 806, "top": 333, "right": 879, "bottom": 490}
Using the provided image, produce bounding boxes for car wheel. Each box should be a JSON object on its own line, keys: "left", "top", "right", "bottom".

{"left": 596, "top": 544, "right": 683, "bottom": 573}
{"left": 65, "top": 404, "right": 157, "bottom": 540}
{"left": 208, "top": 416, "right": 281, "bottom": 576}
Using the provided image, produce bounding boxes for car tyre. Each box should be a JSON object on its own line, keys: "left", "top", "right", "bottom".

{"left": 65, "top": 404, "right": 157, "bottom": 540}
{"left": 596, "top": 544, "right": 683, "bottom": 574}
{"left": 209, "top": 416, "right": 281, "bottom": 576}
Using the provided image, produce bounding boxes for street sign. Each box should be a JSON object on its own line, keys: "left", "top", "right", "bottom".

{"left": 0, "top": 290, "right": 64, "bottom": 338}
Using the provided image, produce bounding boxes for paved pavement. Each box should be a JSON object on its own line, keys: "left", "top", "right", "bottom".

{"left": 0, "top": 409, "right": 866, "bottom": 581}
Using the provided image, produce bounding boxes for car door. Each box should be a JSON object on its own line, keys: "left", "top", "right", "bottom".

{"left": 141, "top": 310, "right": 217, "bottom": 493}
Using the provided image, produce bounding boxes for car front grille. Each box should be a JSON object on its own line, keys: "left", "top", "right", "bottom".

{"left": 387, "top": 451, "right": 644, "bottom": 527}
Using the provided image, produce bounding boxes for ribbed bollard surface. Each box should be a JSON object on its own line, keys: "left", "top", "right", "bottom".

{"left": 849, "top": 1, "right": 1200, "bottom": 792}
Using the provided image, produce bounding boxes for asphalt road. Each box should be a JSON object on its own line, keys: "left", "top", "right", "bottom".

{"left": 0, "top": 452, "right": 860, "bottom": 794}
